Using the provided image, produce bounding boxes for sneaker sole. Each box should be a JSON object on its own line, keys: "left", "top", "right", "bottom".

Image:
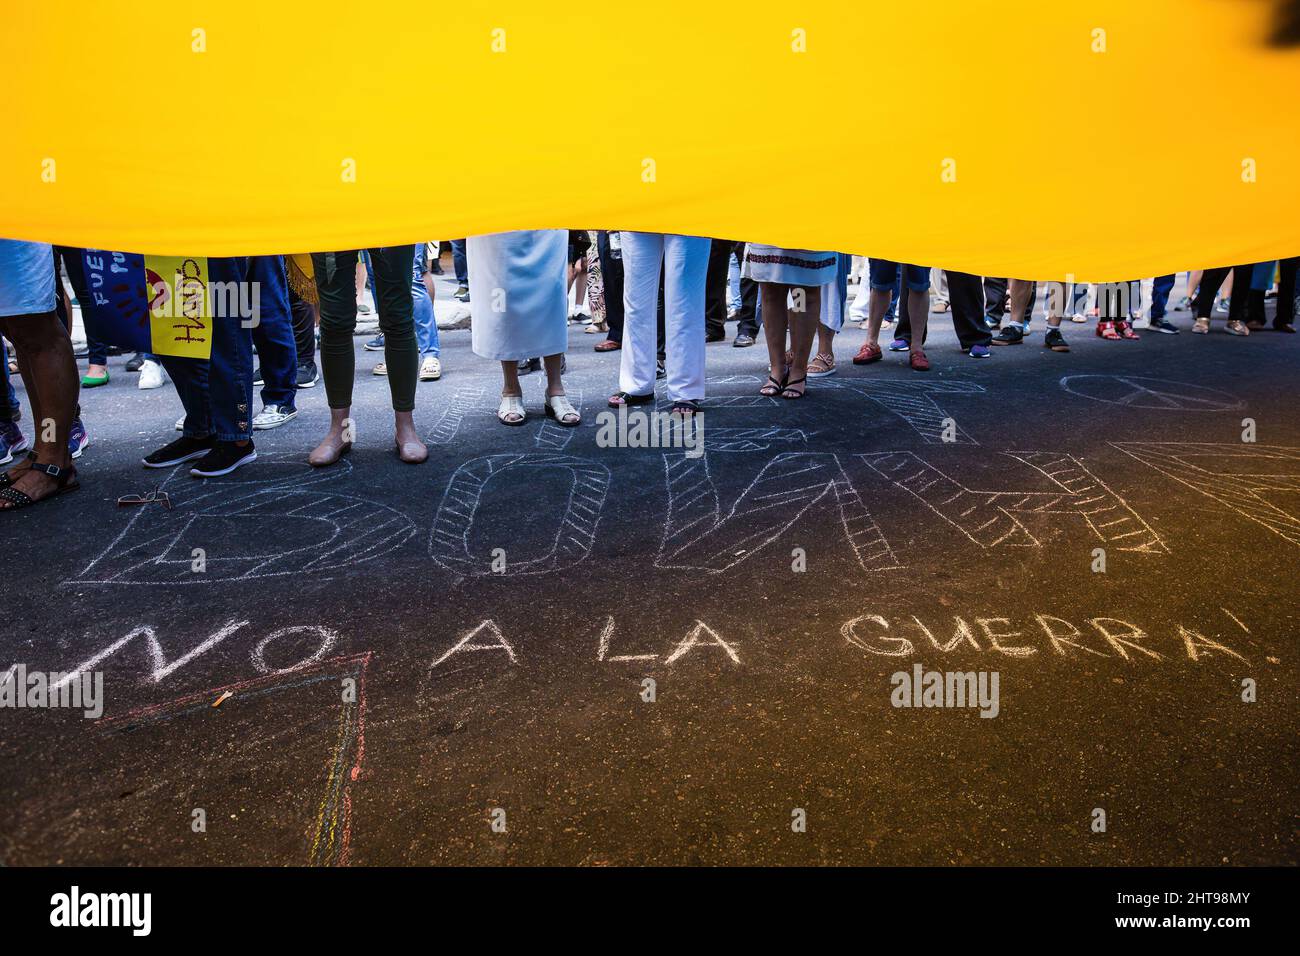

{"left": 420, "top": 373, "right": 442, "bottom": 381}
{"left": 297, "top": 380, "right": 318, "bottom": 388}
{"left": 143, "top": 448, "right": 211, "bottom": 468}
{"left": 190, "top": 450, "right": 258, "bottom": 478}
{"left": 252, "top": 412, "right": 298, "bottom": 431}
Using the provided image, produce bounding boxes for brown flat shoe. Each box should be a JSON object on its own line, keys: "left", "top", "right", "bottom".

{"left": 396, "top": 440, "right": 428, "bottom": 464}
{"left": 308, "top": 438, "right": 352, "bottom": 467}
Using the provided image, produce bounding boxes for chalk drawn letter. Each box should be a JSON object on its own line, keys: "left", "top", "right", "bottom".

{"left": 430, "top": 454, "right": 609, "bottom": 576}
{"left": 658, "top": 452, "right": 896, "bottom": 573}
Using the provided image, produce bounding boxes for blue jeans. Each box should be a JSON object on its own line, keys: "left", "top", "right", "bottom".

{"left": 249, "top": 255, "right": 297, "bottom": 408}
{"left": 158, "top": 258, "right": 254, "bottom": 442}
{"left": 869, "top": 259, "right": 930, "bottom": 293}
{"left": 1150, "top": 274, "right": 1177, "bottom": 319}
{"left": 412, "top": 245, "right": 440, "bottom": 358}
{"left": 450, "top": 239, "right": 467, "bottom": 285}
{"left": 0, "top": 348, "right": 16, "bottom": 421}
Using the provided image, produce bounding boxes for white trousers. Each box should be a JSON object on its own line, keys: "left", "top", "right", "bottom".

{"left": 619, "top": 232, "right": 710, "bottom": 401}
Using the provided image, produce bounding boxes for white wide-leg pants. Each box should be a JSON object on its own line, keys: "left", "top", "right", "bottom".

{"left": 618, "top": 232, "right": 710, "bottom": 402}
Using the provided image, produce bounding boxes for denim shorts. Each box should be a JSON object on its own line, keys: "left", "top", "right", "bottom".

{"left": 868, "top": 259, "right": 930, "bottom": 292}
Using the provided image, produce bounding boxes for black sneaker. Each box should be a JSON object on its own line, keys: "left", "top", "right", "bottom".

{"left": 733, "top": 334, "right": 755, "bottom": 348}
{"left": 190, "top": 440, "right": 257, "bottom": 478}
{"left": 253, "top": 367, "right": 264, "bottom": 386}
{"left": 705, "top": 329, "right": 726, "bottom": 343}
{"left": 517, "top": 357, "right": 540, "bottom": 375}
{"left": 125, "top": 352, "right": 146, "bottom": 372}
{"left": 991, "top": 326, "right": 1024, "bottom": 346}
{"left": 656, "top": 358, "right": 666, "bottom": 379}
{"left": 1149, "top": 319, "right": 1179, "bottom": 334}
{"left": 453, "top": 286, "right": 470, "bottom": 303}
{"left": 296, "top": 362, "right": 319, "bottom": 388}
{"left": 1044, "top": 328, "right": 1071, "bottom": 352}
{"left": 143, "top": 434, "right": 215, "bottom": 468}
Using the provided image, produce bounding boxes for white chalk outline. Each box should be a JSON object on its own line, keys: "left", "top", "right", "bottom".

{"left": 65, "top": 454, "right": 417, "bottom": 586}
{"left": 862, "top": 450, "right": 1168, "bottom": 552}
{"left": 1059, "top": 375, "right": 1245, "bottom": 411}
{"left": 428, "top": 453, "right": 610, "bottom": 575}
{"left": 1114, "top": 441, "right": 1300, "bottom": 547}
{"left": 657, "top": 450, "right": 899, "bottom": 573}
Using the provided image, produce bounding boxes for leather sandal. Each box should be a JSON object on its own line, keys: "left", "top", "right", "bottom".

{"left": 0, "top": 460, "right": 79, "bottom": 511}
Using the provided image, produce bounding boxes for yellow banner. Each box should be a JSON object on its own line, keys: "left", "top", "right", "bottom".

{"left": 1, "top": 1, "right": 1297, "bottom": 280}
{"left": 145, "top": 255, "right": 213, "bottom": 359}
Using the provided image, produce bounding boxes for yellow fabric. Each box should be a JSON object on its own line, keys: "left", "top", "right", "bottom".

{"left": 145, "top": 256, "right": 215, "bottom": 359}
{"left": 1, "top": 1, "right": 1297, "bottom": 281}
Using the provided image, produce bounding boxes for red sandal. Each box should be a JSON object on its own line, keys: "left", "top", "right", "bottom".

{"left": 1096, "top": 320, "right": 1121, "bottom": 341}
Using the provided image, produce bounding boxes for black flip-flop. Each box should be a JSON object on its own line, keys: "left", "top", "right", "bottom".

{"left": 670, "top": 399, "right": 702, "bottom": 416}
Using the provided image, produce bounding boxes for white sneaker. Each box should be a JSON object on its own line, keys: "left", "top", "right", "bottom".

{"left": 252, "top": 404, "right": 298, "bottom": 430}
{"left": 138, "top": 359, "right": 167, "bottom": 390}
{"left": 420, "top": 356, "right": 442, "bottom": 381}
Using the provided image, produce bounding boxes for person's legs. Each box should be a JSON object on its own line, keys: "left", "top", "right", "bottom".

{"left": 289, "top": 285, "right": 317, "bottom": 369}
{"left": 1276, "top": 257, "right": 1298, "bottom": 330}
{"left": 785, "top": 285, "right": 819, "bottom": 395}
{"left": 945, "top": 271, "right": 993, "bottom": 351}
{"left": 617, "top": 231, "right": 664, "bottom": 398}
{"left": 369, "top": 245, "right": 425, "bottom": 462}
{"left": 863, "top": 259, "right": 901, "bottom": 352}
{"left": 734, "top": 241, "right": 760, "bottom": 339}
{"left": 596, "top": 231, "right": 625, "bottom": 345}
{"left": 249, "top": 255, "right": 298, "bottom": 410}
{"left": 312, "top": 251, "right": 361, "bottom": 409}
{"left": 0, "top": 311, "right": 77, "bottom": 506}
{"left": 983, "top": 276, "right": 1008, "bottom": 327}
{"left": 661, "top": 235, "right": 709, "bottom": 403}
{"left": 310, "top": 251, "right": 361, "bottom": 464}
{"left": 760, "top": 284, "right": 789, "bottom": 390}
{"left": 411, "top": 245, "right": 440, "bottom": 359}
{"left": 451, "top": 239, "right": 468, "bottom": 289}
{"left": 903, "top": 266, "right": 931, "bottom": 362}
{"left": 704, "top": 236, "right": 732, "bottom": 340}
{"left": 1151, "top": 274, "right": 1177, "bottom": 320}
{"left": 1194, "top": 266, "right": 1232, "bottom": 323}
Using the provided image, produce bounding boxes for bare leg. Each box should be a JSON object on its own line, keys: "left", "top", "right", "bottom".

{"left": 542, "top": 354, "right": 566, "bottom": 397}
{"left": 1008, "top": 279, "right": 1034, "bottom": 329}
{"left": 906, "top": 288, "right": 930, "bottom": 350}
{"left": 816, "top": 322, "right": 836, "bottom": 358}
{"left": 786, "top": 286, "right": 820, "bottom": 392}
{"left": 866, "top": 287, "right": 893, "bottom": 349}
{"left": 0, "top": 313, "right": 77, "bottom": 507}
{"left": 760, "top": 284, "right": 790, "bottom": 388}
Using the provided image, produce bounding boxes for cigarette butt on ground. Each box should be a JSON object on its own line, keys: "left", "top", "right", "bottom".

{"left": 212, "top": 691, "right": 233, "bottom": 708}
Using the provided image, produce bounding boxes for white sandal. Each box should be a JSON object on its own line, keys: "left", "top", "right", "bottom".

{"left": 497, "top": 394, "right": 527, "bottom": 426}
{"left": 544, "top": 393, "right": 580, "bottom": 427}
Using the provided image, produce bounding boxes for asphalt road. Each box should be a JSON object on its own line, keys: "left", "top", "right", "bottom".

{"left": 1, "top": 282, "right": 1296, "bottom": 866}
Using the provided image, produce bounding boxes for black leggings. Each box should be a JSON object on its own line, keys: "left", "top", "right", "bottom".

{"left": 310, "top": 246, "right": 417, "bottom": 412}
